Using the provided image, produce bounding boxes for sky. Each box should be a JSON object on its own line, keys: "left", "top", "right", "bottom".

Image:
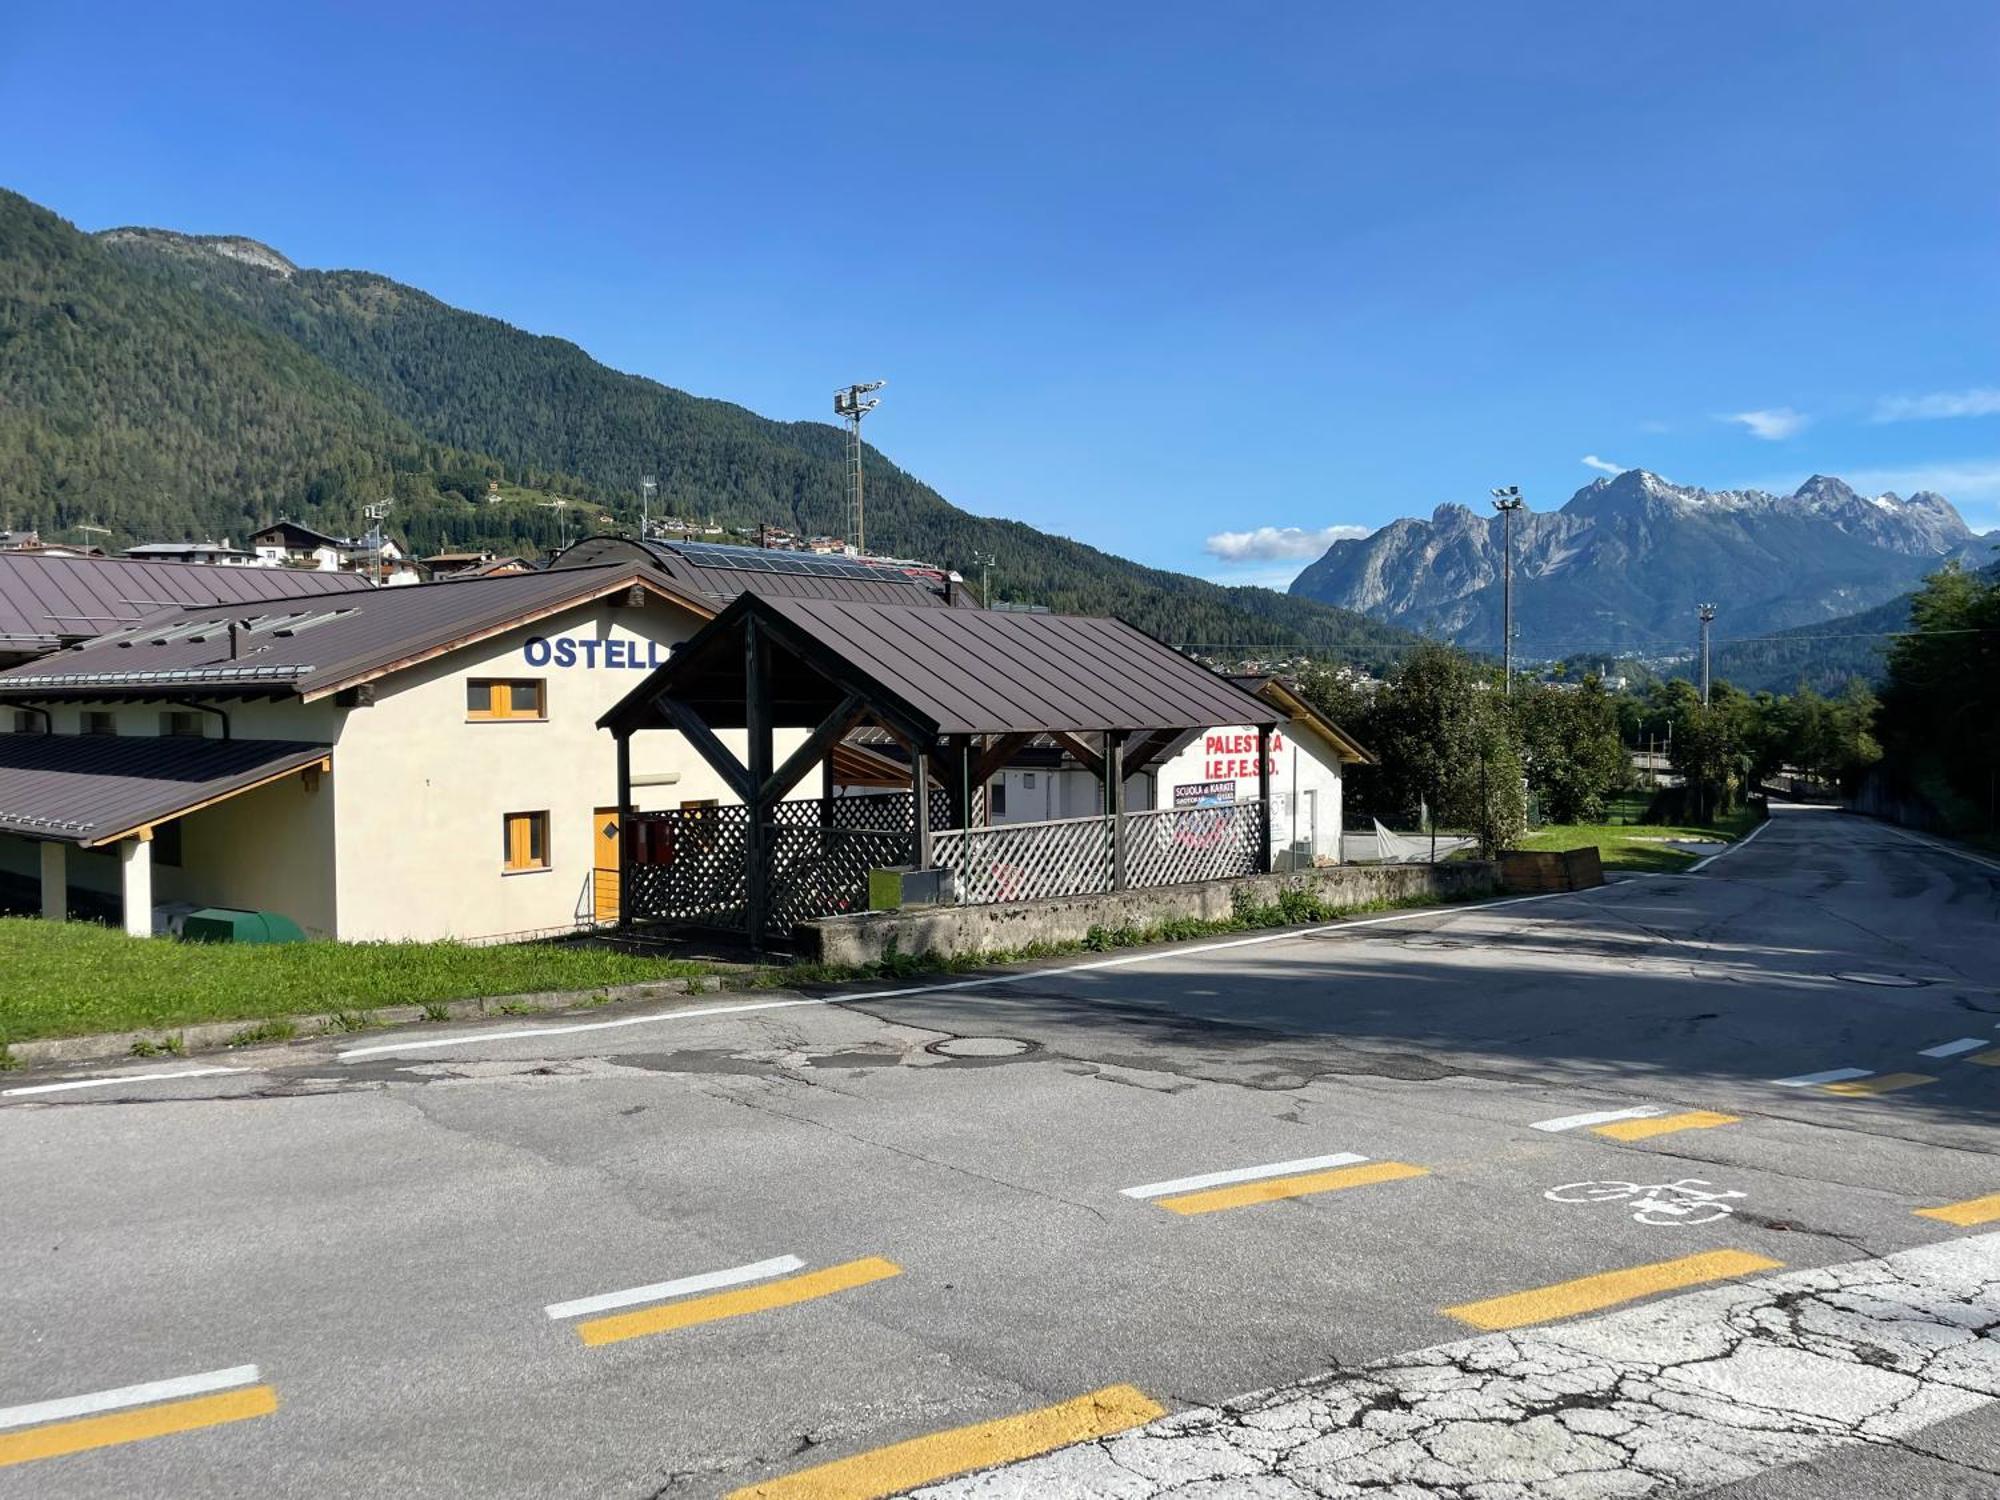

{"left": 5, "top": 3, "right": 1998, "bottom": 587}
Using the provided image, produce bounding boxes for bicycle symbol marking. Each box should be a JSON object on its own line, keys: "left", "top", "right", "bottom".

{"left": 1545, "top": 1178, "right": 1746, "bottom": 1227}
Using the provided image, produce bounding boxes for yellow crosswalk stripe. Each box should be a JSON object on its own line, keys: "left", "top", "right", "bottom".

{"left": 577, "top": 1257, "right": 901, "bottom": 1347}
{"left": 1592, "top": 1110, "right": 1739, "bottom": 1141}
{"left": 1916, "top": 1193, "right": 2000, "bottom": 1227}
{"left": 1443, "top": 1249, "right": 1783, "bottom": 1332}
{"left": 0, "top": 1386, "right": 278, "bottom": 1469}
{"left": 1155, "top": 1160, "right": 1429, "bottom": 1215}
{"left": 727, "top": 1384, "right": 1164, "bottom": 1499}
{"left": 1822, "top": 1073, "right": 1936, "bottom": 1096}
{"left": 1965, "top": 1049, "right": 2000, "bottom": 1067}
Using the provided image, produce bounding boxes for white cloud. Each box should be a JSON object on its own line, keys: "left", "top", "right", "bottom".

{"left": 1872, "top": 388, "right": 2000, "bottom": 423}
{"left": 1580, "top": 455, "right": 1624, "bottom": 475}
{"left": 1203, "top": 524, "right": 1370, "bottom": 562}
{"left": 1720, "top": 407, "right": 1809, "bottom": 441}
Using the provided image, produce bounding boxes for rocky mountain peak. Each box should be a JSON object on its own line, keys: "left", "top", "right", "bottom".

{"left": 97, "top": 227, "right": 297, "bottom": 279}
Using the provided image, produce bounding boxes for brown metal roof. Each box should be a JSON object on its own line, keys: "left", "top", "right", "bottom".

{"left": 0, "top": 733, "right": 332, "bottom": 845}
{"left": 0, "top": 554, "right": 370, "bottom": 656}
{"left": 0, "top": 563, "right": 711, "bottom": 702}
{"left": 604, "top": 592, "right": 1280, "bottom": 740}
{"left": 551, "top": 535, "right": 978, "bottom": 610}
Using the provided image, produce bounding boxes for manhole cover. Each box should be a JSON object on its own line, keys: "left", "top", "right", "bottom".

{"left": 925, "top": 1036, "right": 1034, "bottom": 1059}
{"left": 1835, "top": 972, "right": 1928, "bottom": 988}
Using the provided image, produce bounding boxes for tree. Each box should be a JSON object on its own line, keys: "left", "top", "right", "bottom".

{"left": 1876, "top": 561, "right": 2000, "bottom": 831}
{"left": 1512, "top": 678, "right": 1629, "bottom": 823}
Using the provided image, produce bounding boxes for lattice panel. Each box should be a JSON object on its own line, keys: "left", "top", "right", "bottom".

{"left": 623, "top": 805, "right": 752, "bottom": 927}
{"left": 934, "top": 816, "right": 1113, "bottom": 905}
{"left": 764, "top": 823, "right": 915, "bottom": 929}
{"left": 1123, "top": 802, "right": 1266, "bottom": 888}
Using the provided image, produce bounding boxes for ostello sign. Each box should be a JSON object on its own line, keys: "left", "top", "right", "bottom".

{"left": 520, "top": 635, "right": 668, "bottom": 670}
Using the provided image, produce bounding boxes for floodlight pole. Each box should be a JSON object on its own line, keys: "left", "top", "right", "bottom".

{"left": 641, "top": 474, "right": 657, "bottom": 541}
{"left": 834, "top": 381, "right": 885, "bottom": 553}
{"left": 1490, "top": 487, "right": 1525, "bottom": 695}
{"left": 972, "top": 550, "right": 995, "bottom": 608}
{"left": 1698, "top": 603, "right": 1717, "bottom": 706}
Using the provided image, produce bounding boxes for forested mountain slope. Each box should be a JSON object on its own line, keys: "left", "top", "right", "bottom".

{"left": 0, "top": 190, "right": 1417, "bottom": 660}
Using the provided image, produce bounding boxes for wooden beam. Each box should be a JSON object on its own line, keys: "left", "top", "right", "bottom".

{"left": 615, "top": 730, "right": 632, "bottom": 930}
{"left": 1049, "top": 730, "right": 1104, "bottom": 777}
{"left": 654, "top": 693, "right": 752, "bottom": 804}
{"left": 760, "top": 692, "right": 866, "bottom": 806}
{"left": 970, "top": 731, "right": 1035, "bottom": 786}
{"left": 745, "top": 616, "right": 772, "bottom": 946}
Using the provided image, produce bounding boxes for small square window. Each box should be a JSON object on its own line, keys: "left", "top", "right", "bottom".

{"left": 468, "top": 678, "right": 546, "bottom": 721}
{"left": 82, "top": 711, "right": 117, "bottom": 736}
{"left": 11, "top": 710, "right": 44, "bottom": 735}
{"left": 503, "top": 811, "right": 550, "bottom": 871}
{"left": 161, "top": 711, "right": 205, "bottom": 738}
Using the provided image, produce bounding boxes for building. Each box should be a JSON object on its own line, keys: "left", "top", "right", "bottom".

{"left": 249, "top": 520, "right": 346, "bottom": 571}
{"left": 0, "top": 556, "right": 927, "bottom": 942}
{"left": 0, "top": 552, "right": 369, "bottom": 671}
{"left": 986, "top": 676, "right": 1373, "bottom": 867}
{"left": 122, "top": 540, "right": 264, "bottom": 567}
{"left": 550, "top": 534, "right": 977, "bottom": 610}
{"left": 423, "top": 550, "right": 509, "bottom": 578}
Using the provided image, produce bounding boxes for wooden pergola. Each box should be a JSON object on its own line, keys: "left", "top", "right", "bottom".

{"left": 600, "top": 592, "right": 1283, "bottom": 940}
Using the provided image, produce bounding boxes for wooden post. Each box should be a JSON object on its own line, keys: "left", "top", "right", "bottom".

{"left": 1256, "top": 724, "right": 1274, "bottom": 873}
{"left": 820, "top": 751, "right": 835, "bottom": 825}
{"left": 615, "top": 729, "right": 633, "bottom": 930}
{"left": 953, "top": 736, "right": 975, "bottom": 831}
{"left": 744, "top": 616, "right": 772, "bottom": 946}
{"left": 1106, "top": 731, "right": 1127, "bottom": 891}
{"left": 912, "top": 747, "right": 932, "bottom": 869}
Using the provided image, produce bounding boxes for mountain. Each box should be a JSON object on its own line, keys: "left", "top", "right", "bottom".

{"left": 0, "top": 188, "right": 1417, "bottom": 664}
{"left": 1709, "top": 551, "right": 2000, "bottom": 693}
{"left": 1289, "top": 468, "right": 1985, "bottom": 659}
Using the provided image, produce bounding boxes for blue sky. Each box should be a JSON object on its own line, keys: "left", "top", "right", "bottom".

{"left": 6, "top": 3, "right": 1997, "bottom": 584}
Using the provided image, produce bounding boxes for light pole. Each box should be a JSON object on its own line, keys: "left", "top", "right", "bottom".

{"left": 833, "top": 381, "right": 885, "bottom": 553}
{"left": 1489, "top": 486, "right": 1525, "bottom": 694}
{"left": 362, "top": 501, "right": 393, "bottom": 586}
{"left": 1697, "top": 603, "right": 1717, "bottom": 706}
{"left": 640, "top": 475, "right": 657, "bottom": 540}
{"left": 971, "top": 550, "right": 995, "bottom": 608}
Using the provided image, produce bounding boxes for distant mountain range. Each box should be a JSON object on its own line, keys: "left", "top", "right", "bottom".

{"left": 0, "top": 188, "right": 1417, "bottom": 664}
{"left": 1289, "top": 469, "right": 1990, "bottom": 661}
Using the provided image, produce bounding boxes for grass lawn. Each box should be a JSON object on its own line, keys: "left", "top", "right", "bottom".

{"left": 1518, "top": 805, "right": 1765, "bottom": 873}
{"left": 0, "top": 918, "right": 711, "bottom": 1048}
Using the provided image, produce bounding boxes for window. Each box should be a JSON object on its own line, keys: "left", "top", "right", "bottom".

{"left": 990, "top": 780, "right": 1008, "bottom": 816}
{"left": 82, "top": 711, "right": 116, "bottom": 736}
{"left": 468, "top": 679, "right": 545, "bottom": 721}
{"left": 160, "top": 711, "right": 205, "bottom": 738}
{"left": 503, "top": 811, "right": 550, "bottom": 872}
{"left": 11, "top": 710, "right": 44, "bottom": 735}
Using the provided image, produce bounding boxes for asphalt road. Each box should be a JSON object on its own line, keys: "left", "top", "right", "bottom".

{"left": 2, "top": 806, "right": 1997, "bottom": 1497}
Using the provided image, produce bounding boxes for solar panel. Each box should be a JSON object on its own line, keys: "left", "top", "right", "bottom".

{"left": 669, "top": 542, "right": 923, "bottom": 584}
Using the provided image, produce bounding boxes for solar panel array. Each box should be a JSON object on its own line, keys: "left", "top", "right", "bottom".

{"left": 669, "top": 542, "right": 924, "bottom": 585}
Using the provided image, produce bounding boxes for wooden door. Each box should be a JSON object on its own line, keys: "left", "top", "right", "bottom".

{"left": 592, "top": 806, "right": 620, "bottom": 922}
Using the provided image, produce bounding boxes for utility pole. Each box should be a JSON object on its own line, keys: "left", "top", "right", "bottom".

{"left": 833, "top": 381, "right": 884, "bottom": 553}
{"left": 1697, "top": 603, "right": 1717, "bottom": 706}
{"left": 971, "top": 550, "right": 995, "bottom": 608}
{"left": 1489, "top": 486, "right": 1525, "bottom": 694}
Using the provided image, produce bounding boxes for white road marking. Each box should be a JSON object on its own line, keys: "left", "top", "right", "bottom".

{"left": 1685, "top": 815, "right": 1773, "bottom": 873}
{"left": 0, "top": 1364, "right": 260, "bottom": 1431}
{"left": 0, "top": 1066, "right": 245, "bottom": 1099}
{"left": 1530, "top": 1105, "right": 1668, "bottom": 1133}
{"left": 337, "top": 886, "right": 1628, "bottom": 1061}
{"left": 1919, "top": 1038, "right": 1988, "bottom": 1058}
{"left": 1771, "top": 1067, "right": 1873, "bottom": 1087}
{"left": 542, "top": 1254, "right": 805, "bottom": 1320}
{"left": 1873, "top": 821, "right": 2000, "bottom": 874}
{"left": 1121, "top": 1152, "right": 1368, "bottom": 1201}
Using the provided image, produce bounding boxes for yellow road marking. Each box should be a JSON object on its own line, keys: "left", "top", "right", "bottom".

{"left": 1822, "top": 1073, "right": 1936, "bottom": 1096}
{"left": 1965, "top": 1049, "right": 2000, "bottom": 1067}
{"left": 0, "top": 1386, "right": 278, "bottom": 1469}
{"left": 1444, "top": 1249, "right": 1783, "bottom": 1332}
{"left": 1916, "top": 1192, "right": 2000, "bottom": 1227}
{"left": 1592, "top": 1110, "right": 1739, "bottom": 1142}
{"left": 1156, "top": 1160, "right": 1430, "bottom": 1215}
{"left": 727, "top": 1383, "right": 1164, "bottom": 1499}
{"left": 577, "top": 1257, "right": 901, "bottom": 1346}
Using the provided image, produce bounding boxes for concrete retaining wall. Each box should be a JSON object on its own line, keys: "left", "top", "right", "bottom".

{"left": 795, "top": 860, "right": 1502, "bottom": 967}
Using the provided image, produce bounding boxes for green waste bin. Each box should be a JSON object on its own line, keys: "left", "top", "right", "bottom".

{"left": 179, "top": 908, "right": 306, "bottom": 945}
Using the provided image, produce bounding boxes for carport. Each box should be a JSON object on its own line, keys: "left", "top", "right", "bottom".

{"left": 0, "top": 733, "right": 331, "bottom": 935}
{"left": 600, "top": 592, "right": 1282, "bottom": 940}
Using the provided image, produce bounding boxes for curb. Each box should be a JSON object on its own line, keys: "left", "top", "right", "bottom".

{"left": 3, "top": 975, "right": 731, "bottom": 1069}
